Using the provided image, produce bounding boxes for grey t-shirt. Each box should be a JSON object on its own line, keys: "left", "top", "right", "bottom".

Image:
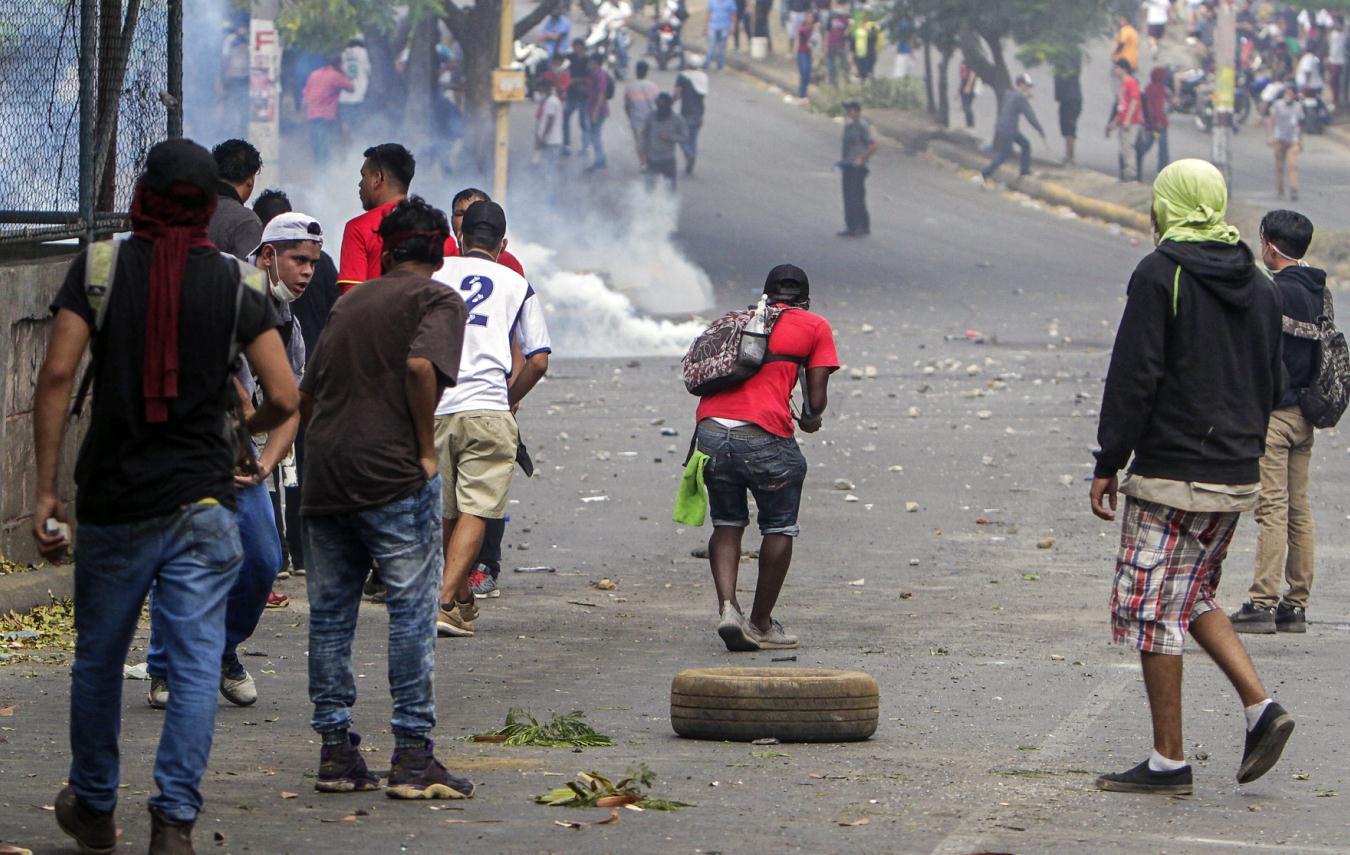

{"left": 1271, "top": 98, "right": 1305, "bottom": 143}
{"left": 209, "top": 190, "right": 263, "bottom": 260}
{"left": 842, "top": 118, "right": 874, "bottom": 163}
{"left": 642, "top": 113, "right": 690, "bottom": 163}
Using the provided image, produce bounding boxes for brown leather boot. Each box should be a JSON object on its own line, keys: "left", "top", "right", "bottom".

{"left": 148, "top": 808, "right": 195, "bottom": 855}
{"left": 54, "top": 786, "right": 116, "bottom": 854}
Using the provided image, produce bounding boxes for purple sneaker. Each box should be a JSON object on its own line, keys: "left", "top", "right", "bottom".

{"left": 316, "top": 731, "right": 382, "bottom": 793}
{"left": 386, "top": 739, "right": 476, "bottom": 800}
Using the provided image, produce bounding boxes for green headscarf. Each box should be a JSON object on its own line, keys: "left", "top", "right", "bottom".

{"left": 1151, "top": 158, "right": 1241, "bottom": 245}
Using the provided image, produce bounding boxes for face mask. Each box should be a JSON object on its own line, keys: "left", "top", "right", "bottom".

{"left": 264, "top": 257, "right": 299, "bottom": 303}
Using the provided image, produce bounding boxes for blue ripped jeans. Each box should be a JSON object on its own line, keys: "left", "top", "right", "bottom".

{"left": 304, "top": 476, "right": 442, "bottom": 739}
{"left": 696, "top": 421, "right": 808, "bottom": 537}
{"left": 147, "top": 480, "right": 281, "bottom": 676}
{"left": 69, "top": 501, "right": 241, "bottom": 823}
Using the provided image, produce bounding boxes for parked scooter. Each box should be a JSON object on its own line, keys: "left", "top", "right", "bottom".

{"left": 654, "top": 20, "right": 684, "bottom": 70}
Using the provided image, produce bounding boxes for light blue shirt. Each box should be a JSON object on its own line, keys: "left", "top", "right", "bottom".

{"left": 708, "top": 0, "right": 737, "bottom": 32}
{"left": 542, "top": 15, "right": 572, "bottom": 58}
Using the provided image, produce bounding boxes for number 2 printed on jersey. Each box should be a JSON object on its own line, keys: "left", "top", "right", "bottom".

{"left": 460, "top": 275, "right": 495, "bottom": 326}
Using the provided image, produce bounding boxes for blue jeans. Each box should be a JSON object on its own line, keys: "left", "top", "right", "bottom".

{"left": 681, "top": 116, "right": 703, "bottom": 169}
{"left": 308, "top": 119, "right": 337, "bottom": 168}
{"left": 981, "top": 131, "right": 1032, "bottom": 178}
{"left": 147, "top": 481, "right": 281, "bottom": 676}
{"left": 70, "top": 502, "right": 242, "bottom": 823}
{"left": 827, "top": 48, "right": 848, "bottom": 86}
{"left": 563, "top": 97, "right": 591, "bottom": 150}
{"left": 305, "top": 477, "right": 442, "bottom": 739}
{"left": 797, "top": 52, "right": 812, "bottom": 98}
{"left": 696, "top": 422, "right": 808, "bottom": 537}
{"left": 709, "top": 28, "right": 730, "bottom": 69}
{"left": 587, "top": 114, "right": 608, "bottom": 167}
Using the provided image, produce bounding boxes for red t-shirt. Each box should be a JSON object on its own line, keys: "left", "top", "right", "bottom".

{"left": 696, "top": 308, "right": 839, "bottom": 438}
{"left": 303, "top": 66, "right": 355, "bottom": 121}
{"left": 1114, "top": 76, "right": 1144, "bottom": 127}
{"left": 338, "top": 201, "right": 524, "bottom": 292}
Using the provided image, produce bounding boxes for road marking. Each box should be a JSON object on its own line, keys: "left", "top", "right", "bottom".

{"left": 1161, "top": 837, "right": 1350, "bottom": 852}
{"left": 930, "top": 672, "right": 1133, "bottom": 855}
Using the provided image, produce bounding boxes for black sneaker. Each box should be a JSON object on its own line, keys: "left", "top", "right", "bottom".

{"left": 148, "top": 808, "right": 194, "bottom": 855}
{"left": 1275, "top": 603, "right": 1307, "bottom": 633}
{"left": 1229, "top": 601, "right": 1276, "bottom": 634}
{"left": 1239, "top": 702, "right": 1295, "bottom": 784}
{"left": 1094, "top": 760, "right": 1193, "bottom": 794}
{"left": 386, "top": 739, "right": 476, "bottom": 800}
{"left": 54, "top": 785, "right": 116, "bottom": 855}
{"left": 316, "top": 731, "right": 382, "bottom": 793}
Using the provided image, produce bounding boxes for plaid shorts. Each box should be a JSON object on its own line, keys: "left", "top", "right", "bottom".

{"left": 1110, "top": 497, "right": 1240, "bottom": 656}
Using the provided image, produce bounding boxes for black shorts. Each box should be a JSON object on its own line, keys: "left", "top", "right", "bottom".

{"left": 1148, "top": 23, "right": 1166, "bottom": 40}
{"left": 1059, "top": 99, "right": 1082, "bottom": 138}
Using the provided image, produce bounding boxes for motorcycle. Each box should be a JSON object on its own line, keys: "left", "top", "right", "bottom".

{"left": 1302, "top": 85, "right": 1331, "bottom": 134}
{"left": 1174, "top": 67, "right": 1207, "bottom": 114}
{"left": 586, "top": 24, "right": 630, "bottom": 80}
{"left": 654, "top": 20, "right": 684, "bottom": 71}
{"left": 513, "top": 40, "right": 552, "bottom": 98}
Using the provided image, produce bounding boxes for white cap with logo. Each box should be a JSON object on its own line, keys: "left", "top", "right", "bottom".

{"left": 249, "top": 212, "right": 324, "bottom": 259}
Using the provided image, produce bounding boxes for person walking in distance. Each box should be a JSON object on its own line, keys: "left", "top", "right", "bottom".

{"left": 642, "top": 92, "right": 689, "bottom": 191}
{"left": 301, "top": 196, "right": 474, "bottom": 800}
{"left": 434, "top": 202, "right": 551, "bottom": 638}
{"left": 32, "top": 138, "right": 299, "bottom": 854}
{"left": 1107, "top": 59, "right": 1145, "bottom": 182}
{"left": 979, "top": 73, "right": 1045, "bottom": 182}
{"left": 706, "top": 0, "right": 737, "bottom": 70}
{"left": 144, "top": 212, "right": 320, "bottom": 713}
{"left": 959, "top": 58, "right": 979, "bottom": 129}
{"left": 827, "top": 3, "right": 852, "bottom": 87}
{"left": 695, "top": 265, "right": 838, "bottom": 651}
{"left": 624, "top": 60, "right": 660, "bottom": 168}
{"left": 1090, "top": 159, "right": 1294, "bottom": 796}
{"left": 1113, "top": 12, "right": 1140, "bottom": 72}
{"left": 1053, "top": 58, "right": 1082, "bottom": 165}
{"left": 208, "top": 138, "right": 264, "bottom": 260}
{"left": 837, "top": 100, "right": 877, "bottom": 237}
{"left": 1230, "top": 211, "right": 1327, "bottom": 636}
{"left": 585, "top": 54, "right": 614, "bottom": 171}
{"left": 302, "top": 55, "right": 355, "bottom": 170}
{"left": 795, "top": 14, "right": 818, "bottom": 100}
{"left": 1141, "top": 66, "right": 1172, "bottom": 177}
{"left": 1267, "top": 84, "right": 1304, "bottom": 201}
{"left": 535, "top": 79, "right": 565, "bottom": 199}
{"left": 673, "top": 67, "right": 708, "bottom": 175}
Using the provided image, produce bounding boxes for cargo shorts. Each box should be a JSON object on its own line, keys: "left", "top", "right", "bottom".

{"left": 435, "top": 410, "right": 519, "bottom": 520}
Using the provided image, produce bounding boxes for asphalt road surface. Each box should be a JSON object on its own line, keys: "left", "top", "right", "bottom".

{"left": 2, "top": 62, "right": 1348, "bottom": 855}
{"left": 947, "top": 35, "right": 1350, "bottom": 229}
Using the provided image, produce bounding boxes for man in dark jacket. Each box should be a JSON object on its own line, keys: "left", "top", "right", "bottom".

{"left": 979, "top": 73, "right": 1045, "bottom": 181}
{"left": 208, "top": 139, "right": 264, "bottom": 259}
{"left": 1090, "top": 159, "right": 1294, "bottom": 796}
{"left": 1231, "top": 210, "right": 1325, "bottom": 635}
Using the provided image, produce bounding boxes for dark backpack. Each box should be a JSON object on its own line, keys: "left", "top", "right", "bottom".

{"left": 1282, "top": 289, "right": 1350, "bottom": 428}
{"left": 682, "top": 301, "right": 802, "bottom": 396}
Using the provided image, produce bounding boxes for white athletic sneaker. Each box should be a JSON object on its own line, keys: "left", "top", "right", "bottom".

{"left": 752, "top": 618, "right": 800, "bottom": 650}
{"left": 717, "top": 603, "right": 759, "bottom": 652}
{"left": 220, "top": 666, "right": 258, "bottom": 706}
{"left": 147, "top": 677, "right": 169, "bottom": 710}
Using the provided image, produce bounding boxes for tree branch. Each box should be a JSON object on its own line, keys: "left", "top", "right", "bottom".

{"left": 514, "top": 1, "right": 556, "bottom": 41}
{"left": 441, "top": 3, "right": 468, "bottom": 43}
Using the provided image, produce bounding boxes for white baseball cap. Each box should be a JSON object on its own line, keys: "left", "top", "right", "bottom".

{"left": 250, "top": 211, "right": 324, "bottom": 258}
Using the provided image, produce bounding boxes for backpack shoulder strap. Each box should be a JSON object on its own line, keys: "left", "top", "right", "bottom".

{"left": 1323, "top": 288, "right": 1334, "bottom": 324}
{"left": 84, "top": 237, "right": 125, "bottom": 332}
{"left": 763, "top": 305, "right": 807, "bottom": 365}
{"left": 1171, "top": 264, "right": 1181, "bottom": 319}
{"left": 228, "top": 254, "right": 267, "bottom": 363}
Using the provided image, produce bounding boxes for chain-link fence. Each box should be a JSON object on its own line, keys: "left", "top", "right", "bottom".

{"left": 0, "top": 0, "right": 181, "bottom": 247}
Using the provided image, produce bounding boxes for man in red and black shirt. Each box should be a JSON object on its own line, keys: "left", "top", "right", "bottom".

{"left": 694, "top": 264, "right": 838, "bottom": 653}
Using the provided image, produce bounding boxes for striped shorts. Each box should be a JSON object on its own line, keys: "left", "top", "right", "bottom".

{"left": 1110, "top": 497, "right": 1240, "bottom": 656}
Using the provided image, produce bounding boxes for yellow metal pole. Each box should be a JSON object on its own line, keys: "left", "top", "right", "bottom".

{"left": 494, "top": 0, "right": 514, "bottom": 201}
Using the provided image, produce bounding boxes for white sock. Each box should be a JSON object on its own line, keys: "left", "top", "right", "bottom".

{"left": 1245, "top": 698, "right": 1273, "bottom": 732}
{"left": 1148, "top": 749, "right": 1188, "bottom": 772}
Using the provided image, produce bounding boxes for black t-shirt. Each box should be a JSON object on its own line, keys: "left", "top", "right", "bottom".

{"left": 52, "top": 239, "right": 280, "bottom": 525}
{"left": 675, "top": 74, "right": 705, "bottom": 119}
{"left": 291, "top": 250, "right": 340, "bottom": 356}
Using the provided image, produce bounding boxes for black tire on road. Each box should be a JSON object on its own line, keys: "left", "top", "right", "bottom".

{"left": 670, "top": 667, "right": 879, "bottom": 743}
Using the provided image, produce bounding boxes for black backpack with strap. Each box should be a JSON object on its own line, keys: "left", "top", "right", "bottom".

{"left": 1282, "top": 288, "right": 1350, "bottom": 429}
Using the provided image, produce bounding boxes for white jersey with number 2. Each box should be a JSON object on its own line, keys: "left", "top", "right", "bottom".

{"left": 433, "top": 254, "right": 552, "bottom": 415}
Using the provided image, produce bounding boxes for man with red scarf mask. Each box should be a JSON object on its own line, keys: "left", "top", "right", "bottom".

{"left": 32, "top": 138, "right": 300, "bottom": 855}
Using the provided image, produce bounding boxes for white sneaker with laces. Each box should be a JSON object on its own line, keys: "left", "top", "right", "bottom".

{"left": 752, "top": 618, "right": 800, "bottom": 650}
{"left": 220, "top": 668, "right": 258, "bottom": 706}
{"left": 717, "top": 603, "right": 759, "bottom": 652}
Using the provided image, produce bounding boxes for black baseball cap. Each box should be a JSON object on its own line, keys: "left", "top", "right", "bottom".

{"left": 764, "top": 263, "right": 809, "bottom": 300}
{"left": 142, "top": 138, "right": 218, "bottom": 197}
{"left": 461, "top": 200, "right": 507, "bottom": 244}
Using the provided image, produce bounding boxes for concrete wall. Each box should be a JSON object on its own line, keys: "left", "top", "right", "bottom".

{"left": 1, "top": 253, "right": 84, "bottom": 563}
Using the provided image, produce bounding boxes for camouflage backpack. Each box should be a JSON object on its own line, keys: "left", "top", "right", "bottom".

{"left": 1283, "top": 289, "right": 1350, "bottom": 429}
{"left": 682, "top": 302, "right": 802, "bottom": 397}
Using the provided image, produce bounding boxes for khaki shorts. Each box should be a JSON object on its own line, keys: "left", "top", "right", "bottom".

{"left": 435, "top": 410, "right": 519, "bottom": 520}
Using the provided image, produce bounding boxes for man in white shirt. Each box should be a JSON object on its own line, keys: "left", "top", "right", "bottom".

{"left": 1327, "top": 17, "right": 1346, "bottom": 108}
{"left": 340, "top": 37, "right": 372, "bottom": 137}
{"left": 536, "top": 79, "right": 564, "bottom": 202}
{"left": 1144, "top": 0, "right": 1172, "bottom": 57}
{"left": 1295, "top": 50, "right": 1323, "bottom": 92}
{"left": 433, "top": 201, "right": 551, "bottom": 638}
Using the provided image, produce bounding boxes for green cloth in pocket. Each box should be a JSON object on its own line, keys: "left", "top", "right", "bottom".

{"left": 673, "top": 450, "right": 711, "bottom": 526}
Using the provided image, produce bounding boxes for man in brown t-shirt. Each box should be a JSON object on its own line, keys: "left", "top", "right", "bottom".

{"left": 300, "top": 197, "right": 474, "bottom": 800}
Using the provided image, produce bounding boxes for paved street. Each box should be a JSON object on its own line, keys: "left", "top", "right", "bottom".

{"left": 947, "top": 35, "right": 1350, "bottom": 228}
{"left": 3, "top": 61, "right": 1349, "bottom": 854}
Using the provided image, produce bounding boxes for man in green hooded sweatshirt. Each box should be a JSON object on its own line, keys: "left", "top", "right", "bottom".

{"left": 1089, "top": 159, "right": 1295, "bottom": 795}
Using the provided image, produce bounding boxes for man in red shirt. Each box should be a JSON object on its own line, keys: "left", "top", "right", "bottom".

{"left": 694, "top": 264, "right": 838, "bottom": 652}
{"left": 302, "top": 56, "right": 354, "bottom": 170}
{"left": 448, "top": 188, "right": 525, "bottom": 276}
{"left": 1106, "top": 59, "right": 1144, "bottom": 182}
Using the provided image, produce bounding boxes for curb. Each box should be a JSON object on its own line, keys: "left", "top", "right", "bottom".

{"left": 0, "top": 566, "right": 73, "bottom": 616}
{"left": 636, "top": 21, "right": 1152, "bottom": 235}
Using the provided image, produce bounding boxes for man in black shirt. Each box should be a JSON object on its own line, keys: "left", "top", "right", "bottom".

{"left": 33, "top": 139, "right": 298, "bottom": 854}
{"left": 673, "top": 68, "right": 708, "bottom": 174}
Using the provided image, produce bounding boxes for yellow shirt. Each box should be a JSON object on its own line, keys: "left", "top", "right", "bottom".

{"left": 1114, "top": 24, "right": 1139, "bottom": 71}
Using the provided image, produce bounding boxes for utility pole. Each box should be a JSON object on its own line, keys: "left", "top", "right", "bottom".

{"left": 493, "top": 0, "right": 528, "bottom": 202}
{"left": 1212, "top": 0, "right": 1236, "bottom": 186}
{"left": 249, "top": 0, "right": 282, "bottom": 189}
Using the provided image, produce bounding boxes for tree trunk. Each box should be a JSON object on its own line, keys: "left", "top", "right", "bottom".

{"left": 937, "top": 46, "right": 952, "bottom": 128}
{"left": 922, "top": 39, "right": 934, "bottom": 113}
{"left": 957, "top": 26, "right": 1011, "bottom": 108}
{"left": 404, "top": 14, "right": 438, "bottom": 153}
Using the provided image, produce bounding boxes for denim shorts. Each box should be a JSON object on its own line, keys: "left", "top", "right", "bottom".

{"left": 696, "top": 421, "right": 808, "bottom": 537}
